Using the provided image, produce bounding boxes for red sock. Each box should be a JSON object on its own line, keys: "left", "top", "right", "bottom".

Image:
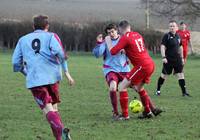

{"left": 55, "top": 111, "right": 63, "bottom": 125}
{"left": 138, "top": 90, "right": 150, "bottom": 113}
{"left": 50, "top": 111, "right": 64, "bottom": 138}
{"left": 110, "top": 91, "right": 118, "bottom": 115}
{"left": 120, "top": 91, "right": 129, "bottom": 117}
{"left": 46, "top": 111, "right": 63, "bottom": 140}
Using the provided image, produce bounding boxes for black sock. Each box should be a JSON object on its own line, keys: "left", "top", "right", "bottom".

{"left": 157, "top": 77, "right": 165, "bottom": 91}
{"left": 178, "top": 79, "right": 187, "bottom": 94}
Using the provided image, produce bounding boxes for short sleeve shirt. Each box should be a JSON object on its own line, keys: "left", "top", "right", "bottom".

{"left": 161, "top": 32, "right": 182, "bottom": 62}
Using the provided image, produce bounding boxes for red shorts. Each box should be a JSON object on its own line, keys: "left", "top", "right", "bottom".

{"left": 30, "top": 82, "right": 60, "bottom": 110}
{"left": 106, "top": 72, "right": 128, "bottom": 85}
{"left": 126, "top": 63, "right": 155, "bottom": 85}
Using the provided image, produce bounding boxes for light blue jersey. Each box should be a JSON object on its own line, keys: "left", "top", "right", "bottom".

{"left": 93, "top": 37, "right": 130, "bottom": 76}
{"left": 12, "top": 30, "right": 68, "bottom": 88}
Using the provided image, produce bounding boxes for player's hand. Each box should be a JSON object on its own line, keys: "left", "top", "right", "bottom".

{"left": 65, "top": 72, "right": 75, "bottom": 86}
{"left": 105, "top": 36, "right": 112, "bottom": 51}
{"left": 162, "top": 58, "right": 168, "bottom": 64}
{"left": 182, "top": 58, "right": 185, "bottom": 65}
{"left": 96, "top": 34, "right": 103, "bottom": 43}
{"left": 105, "top": 35, "right": 111, "bottom": 43}
{"left": 120, "top": 49, "right": 126, "bottom": 54}
{"left": 68, "top": 77, "right": 75, "bottom": 86}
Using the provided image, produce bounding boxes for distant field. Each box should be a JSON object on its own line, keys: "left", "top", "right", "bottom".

{"left": 0, "top": 51, "right": 200, "bottom": 140}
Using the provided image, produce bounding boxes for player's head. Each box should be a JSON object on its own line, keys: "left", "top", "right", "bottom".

{"left": 118, "top": 20, "right": 131, "bottom": 35}
{"left": 169, "top": 20, "right": 178, "bottom": 34}
{"left": 180, "top": 21, "right": 187, "bottom": 30}
{"left": 33, "top": 15, "right": 49, "bottom": 31}
{"left": 105, "top": 23, "right": 118, "bottom": 39}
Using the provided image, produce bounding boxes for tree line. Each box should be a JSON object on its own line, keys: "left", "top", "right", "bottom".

{"left": 0, "top": 20, "right": 163, "bottom": 54}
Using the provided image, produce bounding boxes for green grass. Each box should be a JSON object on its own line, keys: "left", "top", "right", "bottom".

{"left": 0, "top": 51, "right": 200, "bottom": 140}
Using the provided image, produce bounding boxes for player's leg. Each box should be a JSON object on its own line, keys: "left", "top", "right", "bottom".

{"left": 44, "top": 103, "right": 64, "bottom": 140}
{"left": 30, "top": 86, "right": 64, "bottom": 140}
{"left": 124, "top": 66, "right": 152, "bottom": 118}
{"left": 52, "top": 103, "right": 64, "bottom": 128}
{"left": 48, "top": 83, "right": 72, "bottom": 140}
{"left": 117, "top": 78, "right": 130, "bottom": 119}
{"left": 53, "top": 103, "right": 58, "bottom": 111}
{"left": 183, "top": 47, "right": 188, "bottom": 63}
{"left": 174, "top": 64, "right": 191, "bottom": 97}
{"left": 130, "top": 64, "right": 162, "bottom": 118}
{"left": 133, "top": 83, "right": 152, "bottom": 118}
{"left": 134, "top": 83, "right": 162, "bottom": 118}
{"left": 106, "top": 72, "right": 120, "bottom": 119}
{"left": 109, "top": 80, "right": 119, "bottom": 118}
{"left": 156, "top": 63, "right": 172, "bottom": 95}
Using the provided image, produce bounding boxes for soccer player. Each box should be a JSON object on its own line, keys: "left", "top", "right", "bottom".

{"left": 177, "top": 21, "right": 194, "bottom": 63}
{"left": 93, "top": 23, "right": 130, "bottom": 120}
{"left": 105, "top": 20, "right": 162, "bottom": 119}
{"left": 12, "top": 15, "right": 74, "bottom": 140}
{"left": 156, "top": 20, "right": 191, "bottom": 97}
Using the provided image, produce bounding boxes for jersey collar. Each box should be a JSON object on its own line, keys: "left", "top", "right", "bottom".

{"left": 34, "top": 29, "right": 46, "bottom": 33}
{"left": 111, "top": 35, "right": 120, "bottom": 41}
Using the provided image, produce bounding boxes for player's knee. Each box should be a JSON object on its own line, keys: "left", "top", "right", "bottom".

{"left": 132, "top": 86, "right": 138, "bottom": 92}
{"left": 52, "top": 104, "right": 58, "bottom": 112}
{"left": 109, "top": 81, "right": 117, "bottom": 92}
{"left": 133, "top": 85, "right": 144, "bottom": 93}
{"left": 161, "top": 73, "right": 168, "bottom": 79}
{"left": 118, "top": 84, "right": 124, "bottom": 92}
{"left": 118, "top": 78, "right": 131, "bottom": 92}
{"left": 43, "top": 103, "right": 54, "bottom": 114}
{"left": 176, "top": 73, "right": 184, "bottom": 79}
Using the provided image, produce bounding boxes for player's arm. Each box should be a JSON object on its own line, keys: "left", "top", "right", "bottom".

{"left": 179, "top": 46, "right": 185, "bottom": 65}
{"left": 188, "top": 32, "right": 194, "bottom": 54}
{"left": 189, "top": 40, "right": 194, "bottom": 54}
{"left": 92, "top": 34, "right": 106, "bottom": 58}
{"left": 160, "top": 34, "right": 168, "bottom": 64}
{"left": 105, "top": 35, "right": 128, "bottom": 55}
{"left": 50, "top": 34, "right": 75, "bottom": 85}
{"left": 61, "top": 61, "right": 75, "bottom": 86}
{"left": 12, "top": 39, "right": 27, "bottom": 76}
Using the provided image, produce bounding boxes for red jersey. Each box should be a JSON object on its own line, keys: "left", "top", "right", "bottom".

{"left": 110, "top": 31, "right": 153, "bottom": 66}
{"left": 177, "top": 30, "right": 190, "bottom": 49}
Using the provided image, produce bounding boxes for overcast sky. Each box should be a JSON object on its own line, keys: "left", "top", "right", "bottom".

{"left": 0, "top": 0, "right": 199, "bottom": 30}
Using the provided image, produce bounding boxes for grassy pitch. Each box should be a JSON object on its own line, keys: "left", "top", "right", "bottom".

{"left": 0, "top": 52, "right": 200, "bottom": 140}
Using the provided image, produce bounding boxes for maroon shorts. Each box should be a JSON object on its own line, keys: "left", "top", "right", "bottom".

{"left": 126, "top": 63, "right": 155, "bottom": 85}
{"left": 106, "top": 71, "right": 128, "bottom": 85}
{"left": 30, "top": 82, "right": 60, "bottom": 110}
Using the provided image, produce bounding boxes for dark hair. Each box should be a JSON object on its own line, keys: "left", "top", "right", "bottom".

{"left": 169, "top": 20, "right": 177, "bottom": 24}
{"left": 33, "top": 15, "right": 49, "bottom": 30}
{"left": 180, "top": 21, "right": 185, "bottom": 25}
{"left": 118, "top": 20, "right": 130, "bottom": 29}
{"left": 104, "top": 23, "right": 117, "bottom": 34}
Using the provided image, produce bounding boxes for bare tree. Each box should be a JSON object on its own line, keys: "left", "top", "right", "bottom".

{"left": 141, "top": 0, "right": 200, "bottom": 25}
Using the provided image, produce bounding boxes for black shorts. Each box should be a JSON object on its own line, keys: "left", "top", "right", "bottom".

{"left": 162, "top": 62, "right": 183, "bottom": 75}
